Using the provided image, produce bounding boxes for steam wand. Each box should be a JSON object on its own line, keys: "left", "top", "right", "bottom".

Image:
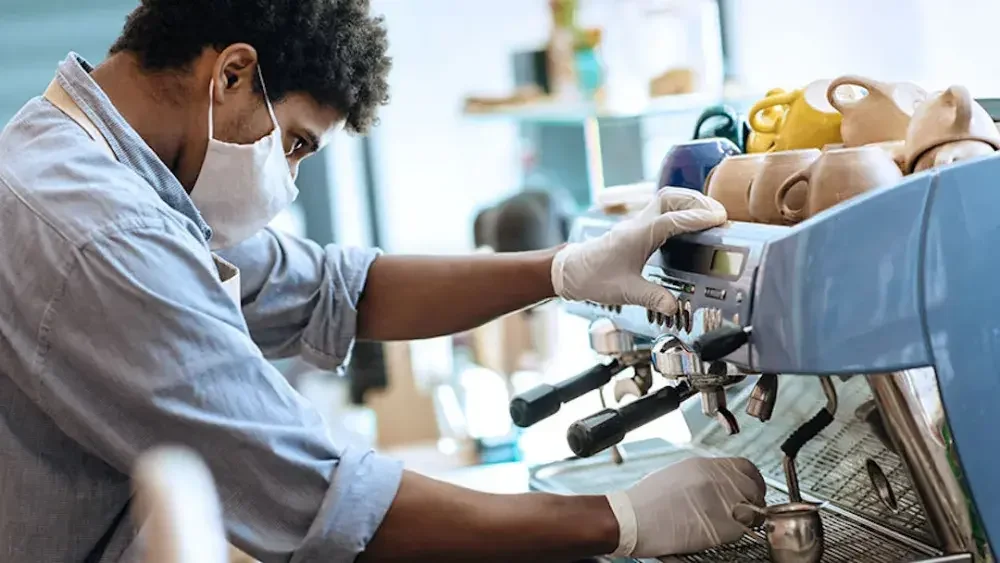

{"left": 781, "top": 377, "right": 838, "bottom": 502}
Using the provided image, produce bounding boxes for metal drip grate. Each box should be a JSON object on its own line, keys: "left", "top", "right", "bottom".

{"left": 695, "top": 376, "right": 931, "bottom": 544}
{"left": 531, "top": 441, "right": 939, "bottom": 563}
{"left": 672, "top": 490, "right": 928, "bottom": 563}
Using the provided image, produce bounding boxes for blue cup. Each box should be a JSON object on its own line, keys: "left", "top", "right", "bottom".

{"left": 657, "top": 138, "right": 741, "bottom": 192}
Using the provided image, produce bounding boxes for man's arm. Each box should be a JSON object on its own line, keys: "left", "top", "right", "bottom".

{"left": 359, "top": 471, "right": 619, "bottom": 563}
{"left": 356, "top": 248, "right": 559, "bottom": 341}
{"left": 37, "top": 220, "right": 619, "bottom": 561}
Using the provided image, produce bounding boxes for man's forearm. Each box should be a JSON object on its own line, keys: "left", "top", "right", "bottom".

{"left": 356, "top": 248, "right": 560, "bottom": 341}
{"left": 358, "top": 470, "right": 619, "bottom": 562}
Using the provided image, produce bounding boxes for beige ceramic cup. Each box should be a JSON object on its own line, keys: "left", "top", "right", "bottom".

{"left": 904, "top": 85, "right": 1000, "bottom": 172}
{"left": 868, "top": 140, "right": 907, "bottom": 173}
{"left": 775, "top": 146, "right": 902, "bottom": 222}
{"left": 827, "top": 75, "right": 926, "bottom": 147}
{"left": 911, "top": 140, "right": 997, "bottom": 173}
{"left": 746, "top": 149, "right": 821, "bottom": 224}
{"left": 706, "top": 154, "right": 767, "bottom": 222}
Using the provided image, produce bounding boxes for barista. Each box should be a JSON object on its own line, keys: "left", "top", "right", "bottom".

{"left": 0, "top": 1, "right": 766, "bottom": 561}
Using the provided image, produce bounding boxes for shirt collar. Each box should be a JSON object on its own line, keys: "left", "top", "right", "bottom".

{"left": 54, "top": 52, "right": 212, "bottom": 240}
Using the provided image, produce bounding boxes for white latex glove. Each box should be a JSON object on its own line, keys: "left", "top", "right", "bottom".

{"left": 552, "top": 187, "right": 727, "bottom": 315}
{"left": 605, "top": 457, "right": 766, "bottom": 558}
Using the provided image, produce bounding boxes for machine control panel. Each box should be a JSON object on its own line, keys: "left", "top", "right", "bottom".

{"left": 563, "top": 212, "right": 789, "bottom": 368}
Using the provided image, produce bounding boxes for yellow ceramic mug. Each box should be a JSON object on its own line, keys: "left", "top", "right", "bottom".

{"left": 745, "top": 88, "right": 787, "bottom": 153}
{"left": 749, "top": 80, "right": 843, "bottom": 152}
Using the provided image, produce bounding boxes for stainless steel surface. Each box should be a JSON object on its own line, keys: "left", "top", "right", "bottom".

{"left": 783, "top": 456, "right": 802, "bottom": 504}
{"left": 700, "top": 386, "right": 739, "bottom": 435}
{"left": 598, "top": 388, "right": 626, "bottom": 465}
{"left": 530, "top": 439, "right": 943, "bottom": 562}
{"left": 651, "top": 336, "right": 703, "bottom": 378}
{"left": 696, "top": 376, "right": 934, "bottom": 545}
{"left": 744, "top": 502, "right": 825, "bottom": 563}
{"left": 590, "top": 318, "right": 649, "bottom": 358}
{"left": 867, "top": 372, "right": 976, "bottom": 555}
{"left": 747, "top": 374, "right": 779, "bottom": 422}
{"left": 820, "top": 377, "right": 838, "bottom": 414}
{"left": 867, "top": 458, "right": 899, "bottom": 513}
{"left": 614, "top": 365, "right": 655, "bottom": 402}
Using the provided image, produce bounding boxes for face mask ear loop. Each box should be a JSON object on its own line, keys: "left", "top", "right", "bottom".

{"left": 255, "top": 65, "right": 279, "bottom": 129}
{"left": 206, "top": 78, "right": 216, "bottom": 139}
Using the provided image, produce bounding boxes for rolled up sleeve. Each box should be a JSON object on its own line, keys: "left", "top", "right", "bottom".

{"left": 218, "top": 228, "right": 381, "bottom": 371}
{"left": 35, "top": 218, "right": 401, "bottom": 563}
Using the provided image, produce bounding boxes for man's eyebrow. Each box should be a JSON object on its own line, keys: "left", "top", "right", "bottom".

{"left": 304, "top": 130, "right": 322, "bottom": 152}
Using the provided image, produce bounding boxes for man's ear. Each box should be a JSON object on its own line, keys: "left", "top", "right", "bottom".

{"left": 211, "top": 43, "right": 259, "bottom": 103}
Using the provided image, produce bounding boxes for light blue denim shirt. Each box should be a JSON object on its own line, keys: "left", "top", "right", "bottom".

{"left": 0, "top": 53, "right": 402, "bottom": 563}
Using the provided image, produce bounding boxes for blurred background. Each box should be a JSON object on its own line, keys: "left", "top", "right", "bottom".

{"left": 4, "top": 0, "right": 999, "bottom": 481}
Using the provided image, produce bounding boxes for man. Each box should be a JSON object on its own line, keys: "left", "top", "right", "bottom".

{"left": 0, "top": 1, "right": 765, "bottom": 562}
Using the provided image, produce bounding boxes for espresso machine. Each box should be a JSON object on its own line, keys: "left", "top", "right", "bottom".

{"left": 509, "top": 153, "right": 1000, "bottom": 562}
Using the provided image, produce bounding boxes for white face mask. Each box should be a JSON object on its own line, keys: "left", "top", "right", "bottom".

{"left": 190, "top": 67, "right": 299, "bottom": 250}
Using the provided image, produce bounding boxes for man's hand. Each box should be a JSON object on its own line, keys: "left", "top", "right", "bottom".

{"left": 605, "top": 457, "right": 766, "bottom": 558}
{"left": 551, "top": 187, "right": 727, "bottom": 315}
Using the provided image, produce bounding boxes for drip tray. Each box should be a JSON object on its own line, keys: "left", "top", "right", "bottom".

{"left": 530, "top": 440, "right": 946, "bottom": 563}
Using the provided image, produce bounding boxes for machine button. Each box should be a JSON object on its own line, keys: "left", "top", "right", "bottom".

{"left": 665, "top": 313, "right": 673, "bottom": 328}
{"left": 735, "top": 291, "right": 744, "bottom": 303}
{"left": 646, "top": 309, "right": 654, "bottom": 323}
{"left": 683, "top": 301, "right": 692, "bottom": 332}
{"left": 705, "top": 287, "right": 726, "bottom": 301}
{"left": 732, "top": 313, "right": 740, "bottom": 325}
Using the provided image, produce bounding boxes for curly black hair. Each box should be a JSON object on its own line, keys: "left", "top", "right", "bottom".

{"left": 109, "top": 0, "right": 391, "bottom": 133}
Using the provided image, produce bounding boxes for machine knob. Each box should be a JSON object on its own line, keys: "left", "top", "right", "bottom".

{"left": 566, "top": 381, "right": 694, "bottom": 457}
{"left": 509, "top": 359, "right": 626, "bottom": 428}
{"left": 694, "top": 321, "right": 752, "bottom": 362}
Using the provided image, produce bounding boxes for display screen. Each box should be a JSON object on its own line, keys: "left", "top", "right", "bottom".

{"left": 709, "top": 250, "right": 745, "bottom": 276}
{"left": 661, "top": 240, "right": 746, "bottom": 278}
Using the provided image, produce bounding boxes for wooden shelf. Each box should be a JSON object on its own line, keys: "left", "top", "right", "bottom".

{"left": 462, "top": 89, "right": 761, "bottom": 124}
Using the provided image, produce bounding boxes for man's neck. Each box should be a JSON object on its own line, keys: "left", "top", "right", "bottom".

{"left": 90, "top": 53, "right": 198, "bottom": 190}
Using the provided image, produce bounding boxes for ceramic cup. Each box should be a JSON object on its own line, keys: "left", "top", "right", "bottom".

{"left": 868, "top": 140, "right": 907, "bottom": 173}
{"left": 827, "top": 75, "right": 927, "bottom": 147}
{"left": 749, "top": 80, "right": 846, "bottom": 152}
{"left": 775, "top": 145, "right": 902, "bottom": 222}
{"left": 904, "top": 85, "right": 1000, "bottom": 173}
{"left": 746, "top": 149, "right": 821, "bottom": 224}
{"left": 657, "top": 138, "right": 741, "bottom": 192}
{"left": 705, "top": 153, "right": 766, "bottom": 222}
{"left": 746, "top": 88, "right": 790, "bottom": 153}
{"left": 693, "top": 104, "right": 748, "bottom": 151}
{"left": 911, "top": 139, "right": 998, "bottom": 173}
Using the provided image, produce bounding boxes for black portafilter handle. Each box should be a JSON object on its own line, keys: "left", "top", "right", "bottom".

{"left": 509, "top": 359, "right": 627, "bottom": 428}
{"left": 694, "top": 321, "right": 752, "bottom": 362}
{"left": 566, "top": 381, "right": 694, "bottom": 458}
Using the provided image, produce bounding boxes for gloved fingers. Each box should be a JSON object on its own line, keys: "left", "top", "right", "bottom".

{"left": 621, "top": 276, "right": 679, "bottom": 315}
{"left": 647, "top": 206, "right": 728, "bottom": 244}
{"left": 731, "top": 502, "right": 765, "bottom": 528}
{"left": 634, "top": 187, "right": 722, "bottom": 223}
{"left": 714, "top": 457, "right": 767, "bottom": 505}
{"left": 656, "top": 186, "right": 728, "bottom": 214}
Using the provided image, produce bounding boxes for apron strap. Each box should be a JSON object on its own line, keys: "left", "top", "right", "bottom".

{"left": 83, "top": 500, "right": 131, "bottom": 563}
{"left": 43, "top": 78, "right": 116, "bottom": 160}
